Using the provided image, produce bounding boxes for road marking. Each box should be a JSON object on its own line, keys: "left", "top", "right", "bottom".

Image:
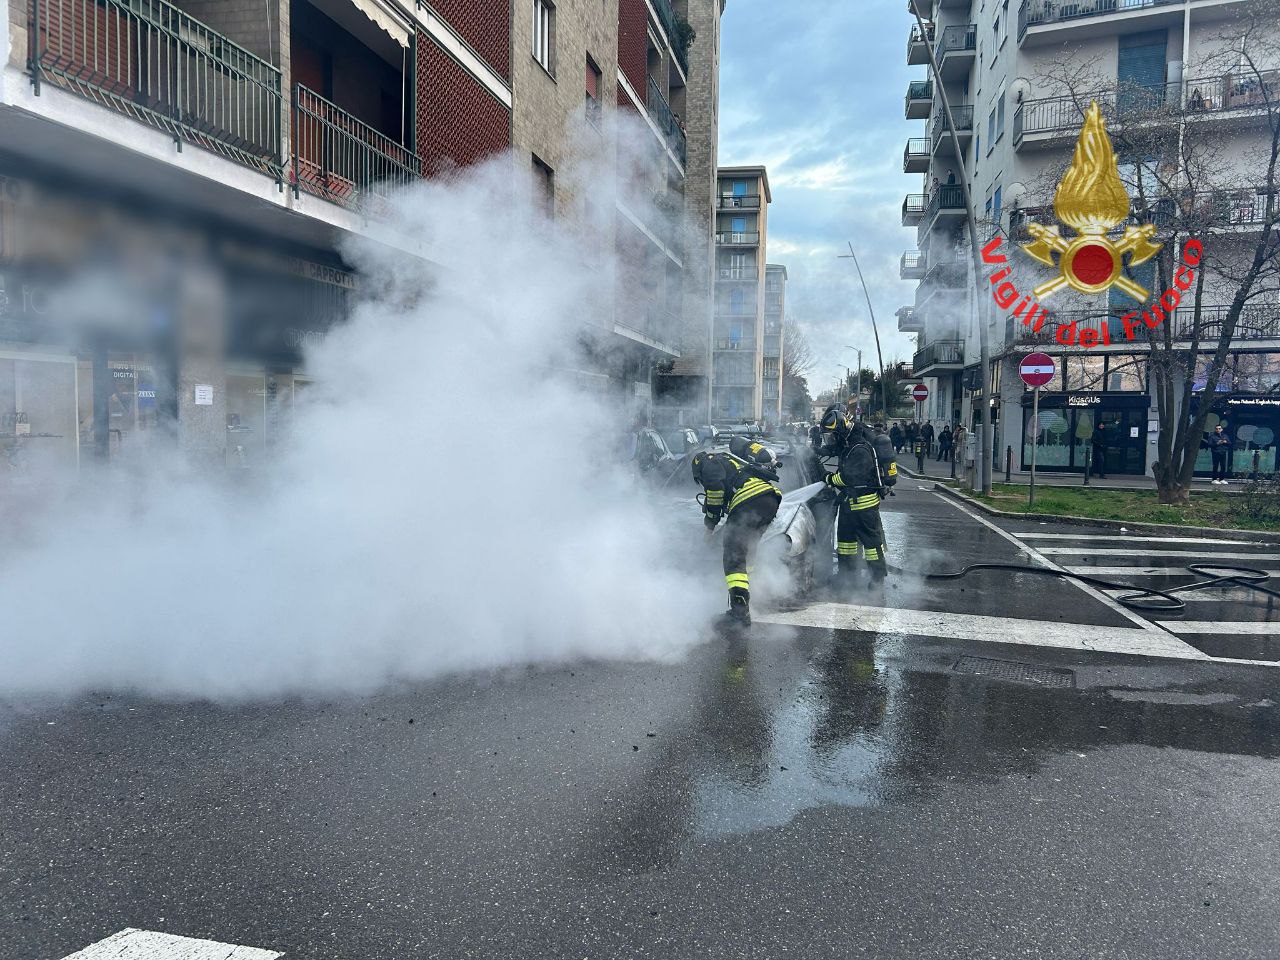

{"left": 1100, "top": 587, "right": 1279, "bottom": 604}
{"left": 1162, "top": 621, "right": 1280, "bottom": 635}
{"left": 1040, "top": 548, "right": 1280, "bottom": 561}
{"left": 756, "top": 603, "right": 1210, "bottom": 660}
{"left": 932, "top": 493, "right": 1172, "bottom": 634}
{"left": 1065, "top": 566, "right": 1219, "bottom": 576}
{"left": 1014, "top": 532, "right": 1262, "bottom": 546}
{"left": 61, "top": 928, "right": 282, "bottom": 960}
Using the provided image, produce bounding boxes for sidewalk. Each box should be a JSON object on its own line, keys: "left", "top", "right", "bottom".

{"left": 897, "top": 450, "right": 1239, "bottom": 493}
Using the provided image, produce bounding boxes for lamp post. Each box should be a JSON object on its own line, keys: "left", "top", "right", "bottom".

{"left": 838, "top": 245, "right": 889, "bottom": 426}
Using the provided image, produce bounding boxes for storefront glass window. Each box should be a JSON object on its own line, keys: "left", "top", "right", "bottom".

{"left": 1073, "top": 409, "right": 1095, "bottom": 468}
{"left": 1234, "top": 353, "right": 1280, "bottom": 393}
{"left": 1065, "top": 355, "right": 1105, "bottom": 391}
{"left": 1025, "top": 407, "right": 1071, "bottom": 466}
{"left": 0, "top": 354, "right": 78, "bottom": 480}
{"left": 1105, "top": 355, "right": 1148, "bottom": 392}
{"left": 226, "top": 373, "right": 267, "bottom": 468}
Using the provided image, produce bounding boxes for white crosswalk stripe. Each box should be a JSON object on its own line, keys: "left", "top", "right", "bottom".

{"left": 61, "top": 929, "right": 282, "bottom": 960}
{"left": 1039, "top": 548, "right": 1280, "bottom": 561}
{"left": 1015, "top": 532, "right": 1263, "bottom": 546}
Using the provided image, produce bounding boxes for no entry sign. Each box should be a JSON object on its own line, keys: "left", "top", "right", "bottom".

{"left": 1020, "top": 352, "right": 1056, "bottom": 388}
{"left": 911, "top": 383, "right": 929, "bottom": 402}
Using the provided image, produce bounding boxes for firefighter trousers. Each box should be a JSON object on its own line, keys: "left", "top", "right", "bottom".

{"left": 836, "top": 491, "right": 888, "bottom": 579}
{"left": 722, "top": 493, "right": 781, "bottom": 600}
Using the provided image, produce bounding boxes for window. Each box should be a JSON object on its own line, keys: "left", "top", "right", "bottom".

{"left": 991, "top": 16, "right": 999, "bottom": 64}
{"left": 585, "top": 56, "right": 601, "bottom": 126}
{"left": 532, "top": 0, "right": 554, "bottom": 73}
{"left": 993, "top": 185, "right": 1002, "bottom": 223}
{"left": 732, "top": 180, "right": 747, "bottom": 197}
{"left": 996, "top": 92, "right": 1005, "bottom": 136}
{"left": 532, "top": 154, "right": 554, "bottom": 217}
{"left": 987, "top": 106, "right": 997, "bottom": 144}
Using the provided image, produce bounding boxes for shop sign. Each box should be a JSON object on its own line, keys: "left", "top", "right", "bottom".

{"left": 194, "top": 384, "right": 214, "bottom": 406}
{"left": 1067, "top": 395, "right": 1101, "bottom": 407}
{"left": 1229, "top": 397, "right": 1280, "bottom": 408}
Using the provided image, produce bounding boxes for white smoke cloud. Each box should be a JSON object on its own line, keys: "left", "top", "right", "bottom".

{"left": 0, "top": 121, "right": 722, "bottom": 701}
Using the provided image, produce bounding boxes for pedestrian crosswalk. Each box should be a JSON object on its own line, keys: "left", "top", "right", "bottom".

{"left": 61, "top": 929, "right": 282, "bottom": 959}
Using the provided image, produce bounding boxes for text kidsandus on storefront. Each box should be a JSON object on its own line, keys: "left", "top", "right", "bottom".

{"left": 982, "top": 101, "right": 1203, "bottom": 349}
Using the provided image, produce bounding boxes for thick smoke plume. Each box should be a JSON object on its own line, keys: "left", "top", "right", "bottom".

{"left": 0, "top": 123, "right": 719, "bottom": 700}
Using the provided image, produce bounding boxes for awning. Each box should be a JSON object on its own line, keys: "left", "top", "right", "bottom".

{"left": 349, "top": 0, "right": 411, "bottom": 47}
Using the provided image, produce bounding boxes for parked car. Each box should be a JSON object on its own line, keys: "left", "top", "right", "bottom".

{"left": 661, "top": 427, "right": 702, "bottom": 455}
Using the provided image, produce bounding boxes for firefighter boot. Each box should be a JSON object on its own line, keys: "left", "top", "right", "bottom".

{"left": 719, "top": 588, "right": 752, "bottom": 629}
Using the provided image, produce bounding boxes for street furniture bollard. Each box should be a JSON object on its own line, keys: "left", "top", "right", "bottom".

{"left": 1083, "top": 448, "right": 1091, "bottom": 486}
{"left": 1005, "top": 445, "right": 1012, "bottom": 483}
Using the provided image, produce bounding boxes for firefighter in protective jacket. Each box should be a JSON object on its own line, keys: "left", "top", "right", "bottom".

{"left": 825, "top": 422, "right": 897, "bottom": 584}
{"left": 691, "top": 436, "right": 783, "bottom": 626}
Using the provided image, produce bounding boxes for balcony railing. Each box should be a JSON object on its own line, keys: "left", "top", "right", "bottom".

{"left": 29, "top": 0, "right": 284, "bottom": 177}
{"left": 901, "top": 251, "right": 927, "bottom": 277}
{"left": 913, "top": 339, "right": 965, "bottom": 372}
{"left": 1013, "top": 84, "right": 1174, "bottom": 142}
{"left": 714, "top": 338, "right": 753, "bottom": 351}
{"left": 651, "top": 0, "right": 689, "bottom": 73}
{"left": 716, "top": 231, "right": 761, "bottom": 245}
{"left": 937, "top": 24, "right": 977, "bottom": 58}
{"left": 1019, "top": 0, "right": 1182, "bottom": 39}
{"left": 904, "top": 137, "right": 931, "bottom": 170}
{"left": 646, "top": 76, "right": 687, "bottom": 165}
{"left": 903, "top": 193, "right": 927, "bottom": 223}
{"left": 717, "top": 266, "right": 759, "bottom": 281}
{"left": 291, "top": 85, "right": 420, "bottom": 208}
{"left": 1013, "top": 305, "right": 1280, "bottom": 346}
{"left": 718, "top": 194, "right": 761, "bottom": 209}
{"left": 931, "top": 105, "right": 974, "bottom": 147}
{"left": 923, "top": 184, "right": 966, "bottom": 225}
{"left": 907, "top": 79, "right": 933, "bottom": 102}
{"left": 920, "top": 258, "right": 967, "bottom": 293}
{"left": 1185, "top": 71, "right": 1280, "bottom": 115}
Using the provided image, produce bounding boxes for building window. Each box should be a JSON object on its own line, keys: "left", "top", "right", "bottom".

{"left": 996, "top": 90, "right": 1006, "bottom": 137}
{"left": 532, "top": 154, "right": 554, "bottom": 217}
{"left": 585, "top": 55, "right": 601, "bottom": 126}
{"left": 732, "top": 180, "right": 747, "bottom": 197}
{"left": 532, "top": 0, "right": 554, "bottom": 73}
{"left": 987, "top": 105, "right": 996, "bottom": 144}
{"left": 993, "top": 185, "right": 1002, "bottom": 224}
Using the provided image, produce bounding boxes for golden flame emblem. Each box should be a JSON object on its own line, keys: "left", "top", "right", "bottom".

{"left": 1022, "top": 101, "right": 1162, "bottom": 301}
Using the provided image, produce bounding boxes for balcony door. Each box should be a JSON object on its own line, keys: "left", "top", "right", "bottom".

{"left": 1117, "top": 31, "right": 1168, "bottom": 114}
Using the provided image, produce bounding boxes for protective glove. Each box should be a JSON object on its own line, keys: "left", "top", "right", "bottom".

{"left": 704, "top": 515, "right": 719, "bottom": 533}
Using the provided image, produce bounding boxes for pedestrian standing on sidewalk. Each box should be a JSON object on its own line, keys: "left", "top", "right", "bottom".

{"left": 890, "top": 421, "right": 904, "bottom": 454}
{"left": 952, "top": 422, "right": 966, "bottom": 466}
{"left": 1091, "top": 422, "right": 1108, "bottom": 479}
{"left": 937, "top": 424, "right": 953, "bottom": 462}
{"left": 921, "top": 421, "right": 935, "bottom": 458}
{"left": 1208, "top": 423, "right": 1233, "bottom": 484}
{"left": 906, "top": 421, "right": 919, "bottom": 449}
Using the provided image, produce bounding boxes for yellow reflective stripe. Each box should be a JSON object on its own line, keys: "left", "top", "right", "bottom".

{"left": 728, "top": 478, "right": 778, "bottom": 511}
{"left": 836, "top": 541, "right": 860, "bottom": 555}
{"left": 705, "top": 492, "right": 725, "bottom": 504}
{"left": 848, "top": 494, "right": 881, "bottom": 511}
{"left": 830, "top": 473, "right": 846, "bottom": 487}
{"left": 864, "top": 548, "right": 881, "bottom": 560}
{"left": 725, "top": 573, "right": 750, "bottom": 589}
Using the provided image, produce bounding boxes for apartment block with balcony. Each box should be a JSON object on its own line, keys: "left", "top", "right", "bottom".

{"left": 762, "top": 264, "right": 786, "bottom": 427}
{"left": 711, "top": 165, "right": 771, "bottom": 425}
{"left": 0, "top": 0, "right": 514, "bottom": 470}
{"left": 903, "top": 0, "right": 1279, "bottom": 477}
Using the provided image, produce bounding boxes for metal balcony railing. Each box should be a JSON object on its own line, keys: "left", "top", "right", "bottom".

{"left": 907, "top": 79, "right": 933, "bottom": 102}
{"left": 718, "top": 194, "right": 761, "bottom": 209}
{"left": 904, "top": 137, "right": 931, "bottom": 169}
{"left": 931, "top": 105, "right": 974, "bottom": 146}
{"left": 903, "top": 193, "right": 927, "bottom": 221}
{"left": 1185, "top": 71, "right": 1280, "bottom": 114}
{"left": 909, "top": 22, "right": 934, "bottom": 46}
{"left": 1013, "top": 305, "right": 1280, "bottom": 347}
{"left": 651, "top": 0, "right": 689, "bottom": 73}
{"left": 924, "top": 184, "right": 966, "bottom": 224}
{"left": 937, "top": 24, "right": 977, "bottom": 57}
{"left": 291, "top": 85, "right": 420, "bottom": 208}
{"left": 1019, "top": 0, "right": 1182, "bottom": 39}
{"left": 717, "top": 266, "right": 759, "bottom": 281}
{"left": 716, "top": 231, "right": 761, "bottom": 244}
{"left": 913, "top": 339, "right": 965, "bottom": 372}
{"left": 29, "top": 0, "right": 283, "bottom": 176}
{"left": 646, "top": 75, "right": 686, "bottom": 164}
{"left": 901, "top": 251, "right": 927, "bottom": 274}
{"left": 1013, "top": 84, "right": 1173, "bottom": 142}
{"left": 714, "top": 338, "right": 753, "bottom": 351}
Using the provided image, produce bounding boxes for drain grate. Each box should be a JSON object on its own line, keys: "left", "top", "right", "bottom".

{"left": 953, "top": 656, "right": 1076, "bottom": 688}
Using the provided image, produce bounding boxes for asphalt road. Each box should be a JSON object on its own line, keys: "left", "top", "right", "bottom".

{"left": 4, "top": 454, "right": 1279, "bottom": 960}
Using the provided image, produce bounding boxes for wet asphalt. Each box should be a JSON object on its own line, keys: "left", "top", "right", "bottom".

{"left": 3, "top": 456, "right": 1279, "bottom": 959}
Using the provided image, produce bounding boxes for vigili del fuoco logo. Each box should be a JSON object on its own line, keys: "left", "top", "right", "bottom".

{"left": 981, "top": 100, "right": 1203, "bottom": 349}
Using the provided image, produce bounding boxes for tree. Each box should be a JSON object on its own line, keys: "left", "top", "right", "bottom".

{"left": 844, "top": 360, "right": 912, "bottom": 420}
{"left": 1018, "top": 1, "right": 1279, "bottom": 503}
{"left": 782, "top": 324, "right": 816, "bottom": 421}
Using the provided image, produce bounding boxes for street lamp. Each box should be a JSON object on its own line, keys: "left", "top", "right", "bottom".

{"left": 844, "top": 346, "right": 862, "bottom": 419}
{"left": 837, "top": 245, "right": 889, "bottom": 425}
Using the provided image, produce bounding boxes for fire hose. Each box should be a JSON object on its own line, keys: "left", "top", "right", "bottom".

{"left": 925, "top": 562, "right": 1280, "bottom": 614}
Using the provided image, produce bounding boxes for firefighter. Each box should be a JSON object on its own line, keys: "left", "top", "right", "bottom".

{"left": 818, "top": 403, "right": 852, "bottom": 460}
{"left": 825, "top": 421, "right": 897, "bottom": 586}
{"left": 691, "top": 436, "right": 783, "bottom": 626}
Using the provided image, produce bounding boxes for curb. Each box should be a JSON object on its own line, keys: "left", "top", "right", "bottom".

{"left": 898, "top": 464, "right": 1248, "bottom": 495}
{"left": 930, "top": 483, "right": 1279, "bottom": 543}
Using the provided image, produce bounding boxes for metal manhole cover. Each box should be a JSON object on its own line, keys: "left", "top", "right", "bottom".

{"left": 953, "top": 656, "right": 1076, "bottom": 688}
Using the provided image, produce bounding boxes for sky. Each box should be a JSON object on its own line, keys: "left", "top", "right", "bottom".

{"left": 717, "top": 0, "right": 918, "bottom": 401}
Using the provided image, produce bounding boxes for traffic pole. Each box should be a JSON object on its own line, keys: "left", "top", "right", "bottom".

{"left": 1029, "top": 385, "right": 1039, "bottom": 509}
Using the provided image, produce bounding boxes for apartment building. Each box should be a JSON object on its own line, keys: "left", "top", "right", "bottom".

{"left": 763, "top": 263, "right": 787, "bottom": 426}
{"left": 901, "top": 0, "right": 1278, "bottom": 477}
{"left": 711, "top": 164, "right": 771, "bottom": 425}
{"left": 0, "top": 0, "right": 722, "bottom": 475}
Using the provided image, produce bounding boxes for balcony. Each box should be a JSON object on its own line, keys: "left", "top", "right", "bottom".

{"left": 717, "top": 266, "right": 759, "bottom": 282}
{"left": 763, "top": 335, "right": 781, "bottom": 358}
{"left": 1013, "top": 85, "right": 1173, "bottom": 150}
{"left": 1185, "top": 71, "right": 1280, "bottom": 122}
{"left": 902, "top": 193, "right": 927, "bottom": 226}
{"left": 936, "top": 24, "right": 977, "bottom": 80}
{"left": 908, "top": 0, "right": 931, "bottom": 17}
{"left": 1012, "top": 305, "right": 1280, "bottom": 349}
{"left": 904, "top": 137, "right": 931, "bottom": 173}
{"left": 718, "top": 194, "right": 762, "bottom": 209}
{"left": 646, "top": 76, "right": 687, "bottom": 165}
{"left": 913, "top": 339, "right": 965, "bottom": 375}
{"left": 291, "top": 85, "right": 420, "bottom": 209}
{"left": 714, "top": 338, "right": 755, "bottom": 352}
{"left": 906, "top": 79, "right": 933, "bottom": 120}
{"left": 1018, "top": 0, "right": 1183, "bottom": 46}
{"left": 917, "top": 258, "right": 967, "bottom": 307}
{"left": 920, "top": 184, "right": 966, "bottom": 234}
{"left": 897, "top": 306, "right": 925, "bottom": 333}
{"left": 28, "top": 0, "right": 283, "bottom": 178}
{"left": 930, "top": 105, "right": 973, "bottom": 153}
{"left": 907, "top": 22, "right": 935, "bottom": 66}
{"left": 901, "top": 251, "right": 928, "bottom": 280}
{"left": 716, "top": 231, "right": 761, "bottom": 246}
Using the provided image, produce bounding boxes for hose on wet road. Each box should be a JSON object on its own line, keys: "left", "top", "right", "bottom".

{"left": 924, "top": 562, "right": 1280, "bottom": 614}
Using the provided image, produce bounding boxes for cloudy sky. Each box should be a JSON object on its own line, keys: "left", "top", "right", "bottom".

{"left": 718, "top": 0, "right": 917, "bottom": 399}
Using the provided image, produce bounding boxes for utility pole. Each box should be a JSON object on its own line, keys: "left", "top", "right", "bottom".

{"left": 845, "top": 345, "right": 863, "bottom": 419}
{"left": 837, "top": 244, "right": 889, "bottom": 424}
{"left": 910, "top": 11, "right": 993, "bottom": 494}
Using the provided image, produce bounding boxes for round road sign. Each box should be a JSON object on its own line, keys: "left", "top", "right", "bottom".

{"left": 1020, "top": 352, "right": 1056, "bottom": 388}
{"left": 911, "top": 383, "right": 929, "bottom": 402}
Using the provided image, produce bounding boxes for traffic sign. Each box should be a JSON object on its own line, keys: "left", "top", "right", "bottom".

{"left": 1020, "top": 352, "right": 1056, "bottom": 388}
{"left": 911, "top": 383, "right": 929, "bottom": 402}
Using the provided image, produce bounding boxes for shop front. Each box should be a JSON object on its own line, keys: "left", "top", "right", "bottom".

{"left": 1021, "top": 392, "right": 1150, "bottom": 475}
{"left": 1192, "top": 393, "right": 1280, "bottom": 477}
